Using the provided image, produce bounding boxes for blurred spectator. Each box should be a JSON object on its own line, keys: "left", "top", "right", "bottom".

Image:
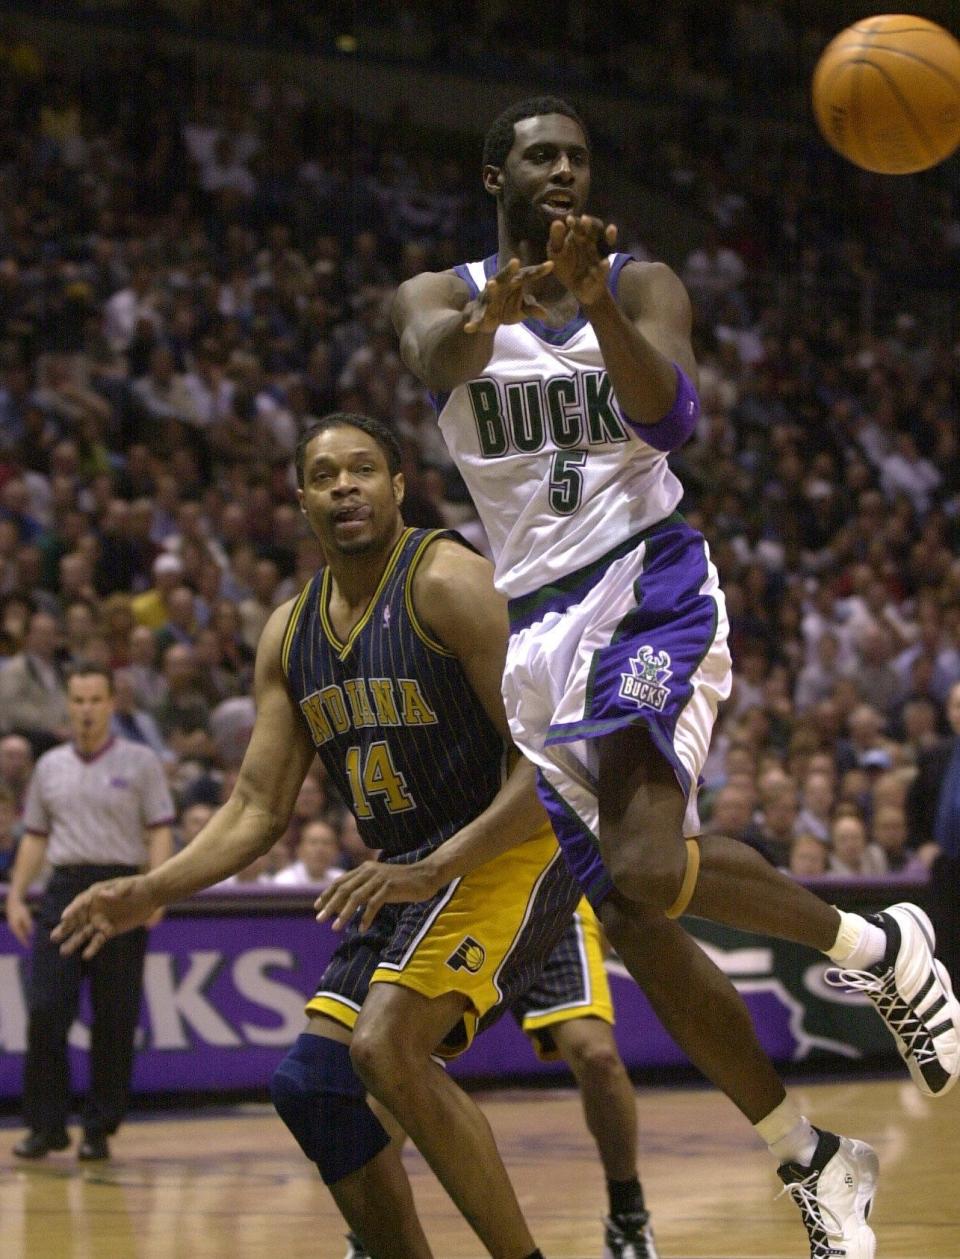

{"left": 176, "top": 801, "right": 215, "bottom": 850}
{"left": 273, "top": 817, "right": 345, "bottom": 887}
{"left": 152, "top": 643, "right": 213, "bottom": 763}
{"left": 0, "top": 610, "right": 69, "bottom": 749}
{"left": 795, "top": 770, "right": 834, "bottom": 844}
{"left": 153, "top": 585, "right": 200, "bottom": 656}
{"left": 0, "top": 733, "right": 34, "bottom": 812}
{"left": 750, "top": 780, "right": 800, "bottom": 866}
{"left": 209, "top": 694, "right": 256, "bottom": 770}
{"left": 787, "top": 833, "right": 828, "bottom": 879}
{"left": 131, "top": 553, "right": 186, "bottom": 630}
{"left": 871, "top": 804, "right": 927, "bottom": 880}
{"left": 120, "top": 624, "right": 166, "bottom": 711}
{"left": 828, "top": 811, "right": 887, "bottom": 878}
{"left": 238, "top": 557, "right": 280, "bottom": 650}
{"left": 110, "top": 670, "right": 174, "bottom": 765}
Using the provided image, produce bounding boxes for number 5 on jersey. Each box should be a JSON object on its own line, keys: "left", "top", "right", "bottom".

{"left": 345, "top": 741, "right": 416, "bottom": 818}
{"left": 549, "top": 449, "right": 586, "bottom": 515}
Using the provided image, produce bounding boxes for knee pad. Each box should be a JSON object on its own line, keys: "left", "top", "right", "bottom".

{"left": 270, "top": 1033, "right": 389, "bottom": 1185}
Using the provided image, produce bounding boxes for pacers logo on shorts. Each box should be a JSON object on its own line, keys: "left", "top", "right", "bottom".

{"left": 620, "top": 645, "right": 672, "bottom": 713}
{"left": 446, "top": 935, "right": 486, "bottom": 973}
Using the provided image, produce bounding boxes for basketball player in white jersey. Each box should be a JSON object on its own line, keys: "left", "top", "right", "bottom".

{"left": 390, "top": 94, "right": 960, "bottom": 1258}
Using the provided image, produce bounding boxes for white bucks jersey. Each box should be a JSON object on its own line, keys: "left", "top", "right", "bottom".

{"left": 435, "top": 253, "right": 683, "bottom": 598}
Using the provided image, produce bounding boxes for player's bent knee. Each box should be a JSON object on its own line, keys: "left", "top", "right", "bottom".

{"left": 270, "top": 1033, "right": 389, "bottom": 1185}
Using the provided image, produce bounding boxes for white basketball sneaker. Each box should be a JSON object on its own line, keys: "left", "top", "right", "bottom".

{"left": 825, "top": 902, "right": 960, "bottom": 1097}
{"left": 603, "top": 1208, "right": 659, "bottom": 1259}
{"left": 343, "top": 1233, "right": 369, "bottom": 1259}
{"left": 777, "top": 1128, "right": 878, "bottom": 1259}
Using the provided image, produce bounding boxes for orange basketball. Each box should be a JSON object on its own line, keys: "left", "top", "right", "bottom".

{"left": 811, "top": 14, "right": 960, "bottom": 174}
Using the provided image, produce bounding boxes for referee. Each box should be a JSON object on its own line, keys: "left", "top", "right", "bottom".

{"left": 5, "top": 663, "right": 174, "bottom": 1160}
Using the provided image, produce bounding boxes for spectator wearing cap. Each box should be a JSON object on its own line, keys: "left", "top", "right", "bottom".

{"left": 836, "top": 703, "right": 899, "bottom": 778}
{"left": 131, "top": 553, "right": 184, "bottom": 631}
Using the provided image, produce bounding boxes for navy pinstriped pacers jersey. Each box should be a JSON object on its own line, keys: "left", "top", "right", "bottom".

{"left": 282, "top": 528, "right": 507, "bottom": 862}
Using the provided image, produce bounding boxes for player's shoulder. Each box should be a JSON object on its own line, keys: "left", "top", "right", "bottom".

{"left": 616, "top": 257, "right": 690, "bottom": 318}
{"left": 411, "top": 532, "right": 495, "bottom": 611}
{"left": 393, "top": 266, "right": 472, "bottom": 315}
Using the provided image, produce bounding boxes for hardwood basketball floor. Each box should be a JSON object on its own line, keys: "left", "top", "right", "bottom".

{"left": 2, "top": 1076, "right": 957, "bottom": 1258}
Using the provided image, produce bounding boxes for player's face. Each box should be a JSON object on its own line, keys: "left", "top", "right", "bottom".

{"left": 67, "top": 674, "right": 115, "bottom": 749}
{"left": 496, "top": 114, "right": 591, "bottom": 249}
{"left": 298, "top": 426, "right": 404, "bottom": 558}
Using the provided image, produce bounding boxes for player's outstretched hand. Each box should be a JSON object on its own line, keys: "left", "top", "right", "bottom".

{"left": 547, "top": 215, "right": 617, "bottom": 306}
{"left": 463, "top": 257, "right": 554, "bottom": 333}
{"left": 315, "top": 860, "right": 443, "bottom": 932}
{"left": 52, "top": 875, "right": 156, "bottom": 959}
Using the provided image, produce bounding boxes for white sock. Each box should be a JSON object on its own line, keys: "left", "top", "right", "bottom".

{"left": 754, "top": 1096, "right": 819, "bottom": 1166}
{"left": 825, "top": 909, "right": 887, "bottom": 969}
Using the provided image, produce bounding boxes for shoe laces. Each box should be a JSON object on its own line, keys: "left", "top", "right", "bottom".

{"left": 825, "top": 965, "right": 938, "bottom": 1066}
{"left": 776, "top": 1173, "right": 845, "bottom": 1259}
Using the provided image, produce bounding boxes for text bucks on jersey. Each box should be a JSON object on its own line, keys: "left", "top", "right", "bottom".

{"left": 435, "top": 317, "right": 682, "bottom": 600}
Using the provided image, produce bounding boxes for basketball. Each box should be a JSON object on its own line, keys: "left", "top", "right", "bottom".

{"left": 811, "top": 14, "right": 960, "bottom": 174}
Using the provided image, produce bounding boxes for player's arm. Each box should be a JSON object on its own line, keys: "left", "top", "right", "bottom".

{"left": 53, "top": 602, "right": 318, "bottom": 958}
{"left": 316, "top": 541, "right": 548, "bottom": 930}
{"left": 392, "top": 262, "right": 552, "bottom": 393}
{"left": 549, "top": 215, "right": 697, "bottom": 436}
{"left": 4, "top": 832, "right": 48, "bottom": 946}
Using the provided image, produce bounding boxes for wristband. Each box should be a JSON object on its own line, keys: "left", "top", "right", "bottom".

{"left": 626, "top": 364, "right": 699, "bottom": 452}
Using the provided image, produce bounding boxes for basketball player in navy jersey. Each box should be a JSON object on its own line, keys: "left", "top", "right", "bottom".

{"left": 54, "top": 414, "right": 657, "bottom": 1259}
{"left": 389, "top": 94, "right": 960, "bottom": 1258}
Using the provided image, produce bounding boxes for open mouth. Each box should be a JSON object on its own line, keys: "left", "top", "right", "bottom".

{"left": 541, "top": 192, "right": 576, "bottom": 216}
{"left": 332, "top": 504, "right": 370, "bottom": 526}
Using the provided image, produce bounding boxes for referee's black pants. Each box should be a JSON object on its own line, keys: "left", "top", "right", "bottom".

{"left": 23, "top": 865, "right": 148, "bottom": 1138}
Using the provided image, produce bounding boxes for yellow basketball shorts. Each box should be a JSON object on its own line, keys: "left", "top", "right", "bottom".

{"left": 510, "top": 898, "right": 614, "bottom": 1060}
{"left": 306, "top": 824, "right": 582, "bottom": 1057}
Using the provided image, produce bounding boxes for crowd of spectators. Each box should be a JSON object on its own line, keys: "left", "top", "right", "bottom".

{"left": 0, "top": 10, "right": 959, "bottom": 895}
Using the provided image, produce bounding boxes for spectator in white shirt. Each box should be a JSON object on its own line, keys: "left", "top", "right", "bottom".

{"left": 273, "top": 818, "right": 345, "bottom": 888}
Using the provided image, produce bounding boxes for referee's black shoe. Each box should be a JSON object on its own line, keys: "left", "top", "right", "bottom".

{"left": 78, "top": 1132, "right": 110, "bottom": 1161}
{"left": 13, "top": 1129, "right": 70, "bottom": 1159}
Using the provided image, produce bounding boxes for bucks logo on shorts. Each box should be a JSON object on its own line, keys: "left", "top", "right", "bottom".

{"left": 620, "top": 646, "right": 672, "bottom": 713}
{"left": 446, "top": 936, "right": 486, "bottom": 973}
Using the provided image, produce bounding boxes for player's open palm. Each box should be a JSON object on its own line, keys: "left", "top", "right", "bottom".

{"left": 548, "top": 215, "right": 617, "bottom": 306}
{"left": 52, "top": 875, "right": 156, "bottom": 959}
{"left": 463, "top": 257, "right": 553, "bottom": 333}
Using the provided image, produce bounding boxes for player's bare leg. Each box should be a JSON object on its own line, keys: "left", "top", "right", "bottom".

{"left": 330, "top": 1141, "right": 433, "bottom": 1259}
{"left": 596, "top": 726, "right": 839, "bottom": 946}
{"left": 551, "top": 1017, "right": 638, "bottom": 1179}
{"left": 598, "top": 896, "right": 787, "bottom": 1123}
{"left": 351, "top": 984, "right": 540, "bottom": 1259}
{"left": 598, "top": 725, "right": 960, "bottom": 1099}
{"left": 296, "top": 1017, "right": 432, "bottom": 1259}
